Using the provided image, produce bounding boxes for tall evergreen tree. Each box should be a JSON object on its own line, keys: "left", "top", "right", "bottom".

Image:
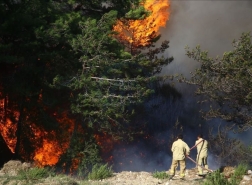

{"left": 0, "top": 0, "right": 173, "bottom": 171}
{"left": 0, "top": 0, "right": 78, "bottom": 160}
{"left": 61, "top": 6, "right": 173, "bottom": 173}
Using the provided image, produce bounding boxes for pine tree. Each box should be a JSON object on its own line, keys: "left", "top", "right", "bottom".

{"left": 0, "top": 0, "right": 173, "bottom": 171}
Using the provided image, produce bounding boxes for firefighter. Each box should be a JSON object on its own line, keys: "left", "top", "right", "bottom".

{"left": 169, "top": 134, "right": 190, "bottom": 179}
{"left": 195, "top": 134, "right": 208, "bottom": 175}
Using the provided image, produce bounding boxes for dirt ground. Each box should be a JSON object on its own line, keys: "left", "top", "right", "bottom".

{"left": 0, "top": 160, "right": 252, "bottom": 185}
{"left": 98, "top": 169, "right": 205, "bottom": 185}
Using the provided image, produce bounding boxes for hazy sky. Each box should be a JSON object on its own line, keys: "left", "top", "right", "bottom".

{"left": 160, "top": 0, "right": 252, "bottom": 78}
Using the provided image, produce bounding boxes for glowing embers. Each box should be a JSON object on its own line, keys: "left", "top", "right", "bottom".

{"left": 94, "top": 133, "right": 119, "bottom": 160}
{"left": 113, "top": 0, "right": 170, "bottom": 50}
{"left": 0, "top": 98, "right": 18, "bottom": 153}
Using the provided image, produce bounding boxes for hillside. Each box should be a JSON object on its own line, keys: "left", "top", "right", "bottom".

{"left": 0, "top": 160, "right": 252, "bottom": 185}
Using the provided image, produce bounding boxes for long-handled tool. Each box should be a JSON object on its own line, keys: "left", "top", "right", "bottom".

{"left": 186, "top": 155, "right": 213, "bottom": 173}
{"left": 190, "top": 139, "right": 204, "bottom": 150}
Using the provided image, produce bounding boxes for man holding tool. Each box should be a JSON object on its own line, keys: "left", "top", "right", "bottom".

{"left": 195, "top": 134, "right": 208, "bottom": 175}
{"left": 169, "top": 134, "right": 190, "bottom": 180}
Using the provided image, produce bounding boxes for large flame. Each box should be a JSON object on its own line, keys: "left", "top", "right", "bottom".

{"left": 0, "top": 94, "right": 74, "bottom": 166}
{"left": 113, "top": 0, "right": 170, "bottom": 49}
{"left": 33, "top": 112, "right": 74, "bottom": 166}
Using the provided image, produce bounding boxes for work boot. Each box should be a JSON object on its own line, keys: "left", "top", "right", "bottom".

{"left": 197, "top": 172, "right": 204, "bottom": 176}
{"left": 204, "top": 165, "right": 209, "bottom": 174}
{"left": 180, "top": 175, "right": 185, "bottom": 180}
{"left": 169, "top": 174, "right": 174, "bottom": 180}
{"left": 169, "top": 170, "right": 175, "bottom": 180}
{"left": 180, "top": 177, "right": 185, "bottom": 180}
{"left": 197, "top": 169, "right": 203, "bottom": 176}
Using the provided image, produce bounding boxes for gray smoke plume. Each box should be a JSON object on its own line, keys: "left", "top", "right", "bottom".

{"left": 160, "top": 0, "right": 252, "bottom": 78}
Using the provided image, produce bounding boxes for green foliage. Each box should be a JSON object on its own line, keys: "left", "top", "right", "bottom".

{"left": 87, "top": 164, "right": 113, "bottom": 180}
{"left": 0, "top": 0, "right": 80, "bottom": 159}
{"left": 204, "top": 164, "right": 248, "bottom": 185}
{"left": 0, "top": 0, "right": 173, "bottom": 171}
{"left": 69, "top": 9, "right": 172, "bottom": 139}
{"left": 208, "top": 128, "right": 252, "bottom": 165}
{"left": 58, "top": 132, "right": 102, "bottom": 176}
{"left": 77, "top": 142, "right": 102, "bottom": 177}
{"left": 229, "top": 163, "right": 248, "bottom": 185}
{"left": 185, "top": 32, "right": 252, "bottom": 131}
{"left": 17, "top": 167, "right": 55, "bottom": 181}
{"left": 152, "top": 171, "right": 170, "bottom": 179}
{"left": 204, "top": 170, "right": 229, "bottom": 185}
{"left": 125, "top": 6, "right": 150, "bottom": 20}
{"left": 0, "top": 171, "right": 83, "bottom": 185}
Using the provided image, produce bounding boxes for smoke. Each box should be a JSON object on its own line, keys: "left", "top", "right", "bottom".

{"left": 112, "top": 141, "right": 171, "bottom": 172}
{"left": 160, "top": 0, "right": 252, "bottom": 78}
{"left": 111, "top": 94, "right": 205, "bottom": 172}
{"left": 111, "top": 1, "right": 252, "bottom": 172}
{"left": 160, "top": 0, "right": 252, "bottom": 139}
{"left": 160, "top": 0, "right": 252, "bottom": 167}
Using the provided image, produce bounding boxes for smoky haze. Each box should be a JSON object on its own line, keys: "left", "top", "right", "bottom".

{"left": 111, "top": 1, "right": 252, "bottom": 172}
{"left": 160, "top": 0, "right": 252, "bottom": 78}
{"left": 160, "top": 0, "right": 252, "bottom": 151}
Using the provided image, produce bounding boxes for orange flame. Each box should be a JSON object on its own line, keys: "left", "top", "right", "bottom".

{"left": 113, "top": 0, "right": 170, "bottom": 49}
{"left": 33, "top": 112, "right": 74, "bottom": 166}
{"left": 0, "top": 95, "right": 75, "bottom": 166}
{"left": 33, "top": 138, "right": 62, "bottom": 166}
{"left": 0, "top": 97, "right": 18, "bottom": 153}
